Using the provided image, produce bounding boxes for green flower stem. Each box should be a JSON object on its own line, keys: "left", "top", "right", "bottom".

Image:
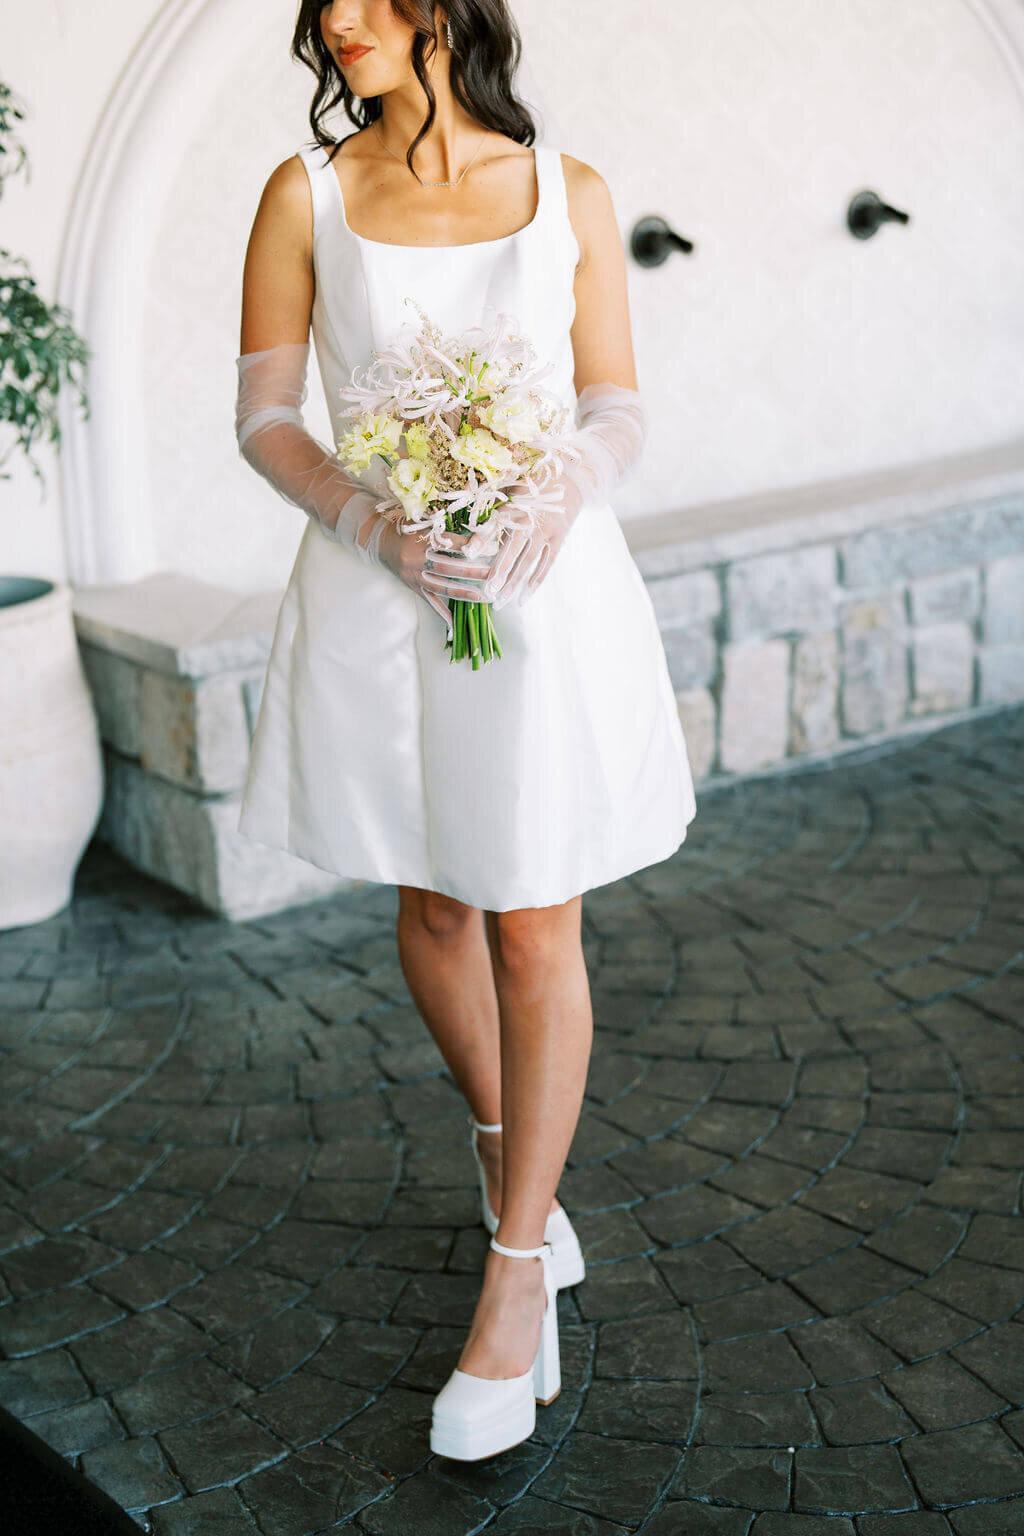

{"left": 444, "top": 597, "right": 501, "bottom": 669}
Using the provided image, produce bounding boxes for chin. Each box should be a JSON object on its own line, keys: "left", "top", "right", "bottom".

{"left": 348, "top": 67, "right": 388, "bottom": 93}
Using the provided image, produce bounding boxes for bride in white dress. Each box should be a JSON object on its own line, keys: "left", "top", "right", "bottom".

{"left": 234, "top": 0, "right": 697, "bottom": 1463}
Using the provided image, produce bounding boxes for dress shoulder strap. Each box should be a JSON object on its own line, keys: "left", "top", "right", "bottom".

{"left": 536, "top": 144, "right": 579, "bottom": 268}
{"left": 295, "top": 143, "right": 336, "bottom": 234}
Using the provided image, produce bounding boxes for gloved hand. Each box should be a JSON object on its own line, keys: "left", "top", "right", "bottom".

{"left": 368, "top": 512, "right": 528, "bottom": 637}
{"left": 234, "top": 341, "right": 515, "bottom": 636}
{"left": 487, "top": 382, "right": 648, "bottom": 610}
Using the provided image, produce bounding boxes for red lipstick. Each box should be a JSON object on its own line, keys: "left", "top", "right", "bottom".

{"left": 339, "top": 44, "right": 372, "bottom": 64}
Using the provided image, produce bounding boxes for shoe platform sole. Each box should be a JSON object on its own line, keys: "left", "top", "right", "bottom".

{"left": 430, "top": 1397, "right": 535, "bottom": 1461}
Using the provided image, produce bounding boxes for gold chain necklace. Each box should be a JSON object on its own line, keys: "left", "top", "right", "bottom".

{"left": 373, "top": 120, "right": 487, "bottom": 188}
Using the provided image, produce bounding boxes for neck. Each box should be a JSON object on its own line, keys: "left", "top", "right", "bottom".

{"left": 377, "top": 81, "right": 485, "bottom": 182}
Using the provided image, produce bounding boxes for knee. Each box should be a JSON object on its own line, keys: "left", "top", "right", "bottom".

{"left": 489, "top": 907, "right": 571, "bottom": 972}
{"left": 398, "top": 886, "right": 478, "bottom": 941}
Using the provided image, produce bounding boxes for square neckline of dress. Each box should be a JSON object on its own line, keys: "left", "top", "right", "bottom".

{"left": 322, "top": 139, "right": 543, "bottom": 252}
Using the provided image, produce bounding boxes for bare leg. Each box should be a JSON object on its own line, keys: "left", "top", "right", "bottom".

{"left": 395, "top": 886, "right": 557, "bottom": 1220}
{"left": 396, "top": 887, "right": 502, "bottom": 1125}
{"left": 457, "top": 894, "right": 593, "bottom": 1379}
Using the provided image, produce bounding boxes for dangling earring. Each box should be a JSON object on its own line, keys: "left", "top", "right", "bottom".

{"left": 446, "top": 17, "right": 454, "bottom": 50}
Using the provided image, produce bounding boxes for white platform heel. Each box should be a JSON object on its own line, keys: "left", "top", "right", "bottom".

{"left": 469, "top": 1114, "right": 586, "bottom": 1290}
{"left": 429, "top": 1234, "right": 561, "bottom": 1461}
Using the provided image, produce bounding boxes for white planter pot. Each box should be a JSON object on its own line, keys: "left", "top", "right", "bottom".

{"left": 0, "top": 576, "right": 104, "bottom": 930}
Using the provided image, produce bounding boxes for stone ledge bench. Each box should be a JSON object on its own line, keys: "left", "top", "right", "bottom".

{"left": 71, "top": 438, "right": 1024, "bottom": 917}
{"left": 629, "top": 432, "right": 1024, "bottom": 779}
{"left": 71, "top": 573, "right": 350, "bottom": 921}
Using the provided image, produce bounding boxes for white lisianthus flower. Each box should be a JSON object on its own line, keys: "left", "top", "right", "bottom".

{"left": 477, "top": 394, "right": 543, "bottom": 445}
{"left": 387, "top": 456, "right": 437, "bottom": 518}
{"left": 404, "top": 421, "right": 431, "bottom": 461}
{"left": 450, "top": 426, "right": 517, "bottom": 478}
{"left": 337, "top": 412, "right": 403, "bottom": 471}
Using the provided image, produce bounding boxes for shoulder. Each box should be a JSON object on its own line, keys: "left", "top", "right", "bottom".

{"left": 267, "top": 151, "right": 315, "bottom": 197}
{"left": 251, "top": 140, "right": 356, "bottom": 245}
{"left": 258, "top": 134, "right": 367, "bottom": 208}
{"left": 559, "top": 152, "right": 613, "bottom": 208}
{"left": 245, "top": 146, "right": 344, "bottom": 266}
{"left": 254, "top": 151, "right": 317, "bottom": 228}
{"left": 558, "top": 152, "right": 619, "bottom": 270}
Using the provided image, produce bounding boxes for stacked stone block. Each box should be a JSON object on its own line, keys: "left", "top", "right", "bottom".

{"left": 644, "top": 490, "right": 1024, "bottom": 783}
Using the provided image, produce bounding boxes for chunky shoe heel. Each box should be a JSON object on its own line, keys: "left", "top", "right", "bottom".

{"left": 468, "top": 1113, "right": 587, "bottom": 1290}
{"left": 429, "top": 1236, "right": 560, "bottom": 1460}
{"left": 527, "top": 1238, "right": 561, "bottom": 1405}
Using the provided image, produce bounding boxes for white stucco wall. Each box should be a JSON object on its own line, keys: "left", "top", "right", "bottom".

{"left": 2, "top": 0, "right": 1024, "bottom": 590}
{"left": 1, "top": 0, "right": 165, "bottom": 579}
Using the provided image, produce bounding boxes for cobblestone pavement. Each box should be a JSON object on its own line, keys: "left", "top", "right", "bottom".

{"left": 1, "top": 705, "right": 1023, "bottom": 1535}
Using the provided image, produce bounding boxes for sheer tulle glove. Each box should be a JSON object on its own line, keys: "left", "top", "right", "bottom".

{"left": 234, "top": 342, "right": 511, "bottom": 636}
{"left": 369, "top": 514, "right": 528, "bottom": 638}
{"left": 489, "top": 382, "right": 648, "bottom": 611}
{"left": 236, "top": 342, "right": 385, "bottom": 552}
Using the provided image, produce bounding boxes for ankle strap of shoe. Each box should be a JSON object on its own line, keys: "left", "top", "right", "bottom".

{"left": 490, "top": 1235, "right": 547, "bottom": 1258}
{"left": 469, "top": 1114, "right": 502, "bottom": 1132}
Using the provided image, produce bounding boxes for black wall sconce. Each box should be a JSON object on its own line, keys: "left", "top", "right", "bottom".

{"left": 628, "top": 192, "right": 912, "bottom": 263}
{"left": 847, "top": 190, "right": 911, "bottom": 240}
{"left": 630, "top": 216, "right": 695, "bottom": 267}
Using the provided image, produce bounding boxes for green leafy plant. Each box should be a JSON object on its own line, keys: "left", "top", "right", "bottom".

{"left": 0, "top": 80, "right": 90, "bottom": 485}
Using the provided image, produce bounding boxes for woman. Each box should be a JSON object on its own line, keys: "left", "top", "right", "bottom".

{"left": 233, "top": 0, "right": 697, "bottom": 1462}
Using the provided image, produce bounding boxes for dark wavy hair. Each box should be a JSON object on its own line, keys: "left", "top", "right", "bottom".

{"left": 292, "top": 1, "right": 537, "bottom": 172}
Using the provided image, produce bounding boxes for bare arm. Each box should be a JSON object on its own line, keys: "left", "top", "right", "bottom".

{"left": 239, "top": 155, "right": 316, "bottom": 353}
{"left": 564, "top": 154, "right": 640, "bottom": 395}
{"left": 233, "top": 153, "right": 388, "bottom": 552}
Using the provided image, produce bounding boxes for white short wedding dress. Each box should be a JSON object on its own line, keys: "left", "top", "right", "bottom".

{"left": 237, "top": 141, "right": 698, "bottom": 912}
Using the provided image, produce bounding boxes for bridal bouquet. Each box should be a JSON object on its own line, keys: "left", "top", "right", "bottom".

{"left": 333, "top": 299, "right": 579, "bottom": 669}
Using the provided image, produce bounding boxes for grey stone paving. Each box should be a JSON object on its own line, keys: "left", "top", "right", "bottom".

{"left": 1, "top": 705, "right": 1023, "bottom": 1535}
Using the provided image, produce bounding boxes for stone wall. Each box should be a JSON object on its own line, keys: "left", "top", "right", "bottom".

{"left": 634, "top": 478, "right": 1024, "bottom": 783}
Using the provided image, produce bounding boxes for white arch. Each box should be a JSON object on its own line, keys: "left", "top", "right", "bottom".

{"left": 55, "top": 0, "right": 1024, "bottom": 583}
{"left": 56, "top": 0, "right": 269, "bottom": 582}
{"left": 964, "top": 0, "right": 1024, "bottom": 98}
